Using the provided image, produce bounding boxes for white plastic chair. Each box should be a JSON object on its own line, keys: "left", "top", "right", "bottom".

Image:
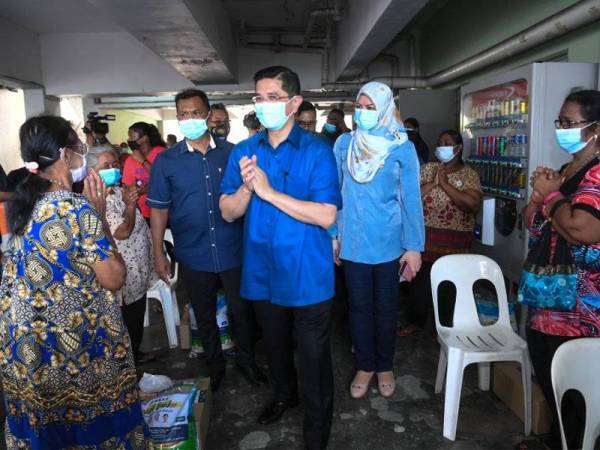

{"left": 431, "top": 254, "right": 531, "bottom": 441}
{"left": 144, "top": 229, "right": 180, "bottom": 348}
{"left": 551, "top": 338, "right": 600, "bottom": 450}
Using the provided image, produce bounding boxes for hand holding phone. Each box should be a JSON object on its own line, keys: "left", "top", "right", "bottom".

{"left": 399, "top": 260, "right": 416, "bottom": 283}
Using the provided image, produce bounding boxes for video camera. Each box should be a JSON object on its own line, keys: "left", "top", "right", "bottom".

{"left": 83, "top": 112, "right": 116, "bottom": 135}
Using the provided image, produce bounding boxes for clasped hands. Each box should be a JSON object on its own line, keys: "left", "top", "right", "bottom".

{"left": 239, "top": 155, "right": 275, "bottom": 200}
{"left": 529, "top": 166, "right": 563, "bottom": 204}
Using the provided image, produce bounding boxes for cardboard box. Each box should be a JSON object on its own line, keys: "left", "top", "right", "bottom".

{"left": 493, "top": 362, "right": 553, "bottom": 434}
{"left": 193, "top": 377, "right": 212, "bottom": 450}
{"left": 142, "top": 377, "right": 212, "bottom": 450}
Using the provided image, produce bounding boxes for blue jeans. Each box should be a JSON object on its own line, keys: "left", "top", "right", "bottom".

{"left": 343, "top": 259, "right": 400, "bottom": 372}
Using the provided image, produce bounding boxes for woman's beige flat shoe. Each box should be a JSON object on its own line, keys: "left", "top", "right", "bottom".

{"left": 350, "top": 370, "right": 374, "bottom": 399}
{"left": 377, "top": 371, "right": 396, "bottom": 398}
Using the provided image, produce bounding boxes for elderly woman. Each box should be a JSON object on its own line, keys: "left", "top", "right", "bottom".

{"left": 332, "top": 81, "right": 425, "bottom": 398}
{"left": 1, "top": 116, "right": 147, "bottom": 448}
{"left": 521, "top": 90, "right": 600, "bottom": 449}
{"left": 86, "top": 144, "right": 156, "bottom": 364}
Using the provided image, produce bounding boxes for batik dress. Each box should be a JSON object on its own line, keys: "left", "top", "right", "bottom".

{"left": 0, "top": 190, "right": 148, "bottom": 449}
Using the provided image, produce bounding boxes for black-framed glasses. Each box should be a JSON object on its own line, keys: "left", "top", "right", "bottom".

{"left": 554, "top": 118, "right": 591, "bottom": 129}
{"left": 251, "top": 94, "right": 290, "bottom": 104}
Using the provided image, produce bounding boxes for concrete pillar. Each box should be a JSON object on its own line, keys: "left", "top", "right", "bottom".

{"left": 22, "top": 88, "right": 45, "bottom": 118}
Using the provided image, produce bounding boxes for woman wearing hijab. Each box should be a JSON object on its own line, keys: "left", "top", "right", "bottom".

{"left": 332, "top": 81, "right": 424, "bottom": 398}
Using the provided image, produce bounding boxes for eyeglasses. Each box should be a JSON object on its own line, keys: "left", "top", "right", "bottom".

{"left": 177, "top": 109, "right": 208, "bottom": 120}
{"left": 251, "top": 94, "right": 290, "bottom": 104}
{"left": 66, "top": 143, "right": 88, "bottom": 156}
{"left": 554, "top": 119, "right": 591, "bottom": 129}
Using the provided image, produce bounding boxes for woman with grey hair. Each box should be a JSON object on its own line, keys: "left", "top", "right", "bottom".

{"left": 86, "top": 144, "right": 157, "bottom": 364}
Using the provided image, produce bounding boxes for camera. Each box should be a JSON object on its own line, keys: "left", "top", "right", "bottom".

{"left": 83, "top": 112, "right": 115, "bottom": 135}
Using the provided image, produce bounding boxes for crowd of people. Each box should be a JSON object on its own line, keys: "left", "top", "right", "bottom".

{"left": 0, "top": 64, "right": 598, "bottom": 450}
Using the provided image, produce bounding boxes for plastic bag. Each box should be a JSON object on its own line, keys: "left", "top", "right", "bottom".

{"left": 139, "top": 373, "right": 174, "bottom": 395}
{"left": 142, "top": 382, "right": 199, "bottom": 449}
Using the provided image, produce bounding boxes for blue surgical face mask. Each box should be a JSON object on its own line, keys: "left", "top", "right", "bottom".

{"left": 98, "top": 168, "right": 122, "bottom": 187}
{"left": 323, "top": 122, "right": 337, "bottom": 133}
{"left": 179, "top": 118, "right": 208, "bottom": 140}
{"left": 255, "top": 100, "right": 292, "bottom": 131}
{"left": 435, "top": 145, "right": 457, "bottom": 163}
{"left": 555, "top": 121, "right": 597, "bottom": 154}
{"left": 354, "top": 109, "right": 379, "bottom": 131}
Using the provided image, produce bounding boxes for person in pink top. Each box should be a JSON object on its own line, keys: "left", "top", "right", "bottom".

{"left": 122, "top": 122, "right": 166, "bottom": 221}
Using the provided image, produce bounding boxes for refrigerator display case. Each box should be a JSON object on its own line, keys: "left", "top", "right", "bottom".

{"left": 461, "top": 62, "right": 599, "bottom": 287}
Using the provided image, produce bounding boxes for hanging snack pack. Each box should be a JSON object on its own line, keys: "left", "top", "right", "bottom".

{"left": 142, "top": 382, "right": 200, "bottom": 449}
{"left": 188, "top": 291, "right": 234, "bottom": 358}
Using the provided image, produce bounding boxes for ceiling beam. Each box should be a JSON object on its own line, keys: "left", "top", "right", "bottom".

{"left": 88, "top": 0, "right": 237, "bottom": 84}
{"left": 332, "top": 0, "right": 429, "bottom": 81}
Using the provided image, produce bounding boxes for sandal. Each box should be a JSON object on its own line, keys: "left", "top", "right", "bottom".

{"left": 350, "top": 370, "right": 374, "bottom": 399}
{"left": 377, "top": 371, "right": 396, "bottom": 398}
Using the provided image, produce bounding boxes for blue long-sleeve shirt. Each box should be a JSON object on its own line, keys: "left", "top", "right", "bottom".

{"left": 333, "top": 132, "right": 425, "bottom": 264}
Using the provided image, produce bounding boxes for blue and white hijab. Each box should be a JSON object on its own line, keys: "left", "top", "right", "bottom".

{"left": 348, "top": 81, "right": 407, "bottom": 183}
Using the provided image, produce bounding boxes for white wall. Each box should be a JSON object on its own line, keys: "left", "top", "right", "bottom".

{"left": 397, "top": 89, "right": 458, "bottom": 159}
{"left": 0, "top": 17, "right": 43, "bottom": 85}
{"left": 0, "top": 89, "right": 27, "bottom": 172}
{"left": 41, "top": 32, "right": 195, "bottom": 96}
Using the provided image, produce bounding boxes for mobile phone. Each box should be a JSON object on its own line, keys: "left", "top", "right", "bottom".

{"left": 399, "top": 260, "right": 408, "bottom": 283}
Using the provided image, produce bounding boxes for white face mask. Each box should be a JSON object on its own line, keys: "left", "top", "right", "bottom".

{"left": 63, "top": 149, "right": 87, "bottom": 183}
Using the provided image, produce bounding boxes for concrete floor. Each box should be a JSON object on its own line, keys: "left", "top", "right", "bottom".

{"left": 137, "top": 284, "right": 540, "bottom": 450}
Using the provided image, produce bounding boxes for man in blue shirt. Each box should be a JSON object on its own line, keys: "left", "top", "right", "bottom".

{"left": 147, "top": 89, "right": 267, "bottom": 391}
{"left": 220, "top": 66, "right": 341, "bottom": 450}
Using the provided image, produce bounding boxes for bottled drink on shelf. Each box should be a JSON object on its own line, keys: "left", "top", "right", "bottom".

{"left": 519, "top": 100, "right": 528, "bottom": 114}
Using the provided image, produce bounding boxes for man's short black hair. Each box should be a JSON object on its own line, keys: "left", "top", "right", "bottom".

{"left": 254, "top": 66, "right": 301, "bottom": 97}
{"left": 211, "top": 103, "right": 229, "bottom": 116}
{"left": 328, "top": 108, "right": 345, "bottom": 119}
{"left": 243, "top": 112, "right": 261, "bottom": 130}
{"left": 298, "top": 101, "right": 316, "bottom": 114}
{"left": 404, "top": 117, "right": 420, "bottom": 130}
{"left": 174, "top": 88, "right": 210, "bottom": 110}
{"left": 167, "top": 134, "right": 176, "bottom": 140}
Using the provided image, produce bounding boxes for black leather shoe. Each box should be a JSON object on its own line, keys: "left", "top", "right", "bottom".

{"left": 210, "top": 367, "right": 226, "bottom": 392}
{"left": 257, "top": 398, "right": 299, "bottom": 425}
{"left": 134, "top": 351, "right": 157, "bottom": 365}
{"left": 236, "top": 363, "right": 268, "bottom": 386}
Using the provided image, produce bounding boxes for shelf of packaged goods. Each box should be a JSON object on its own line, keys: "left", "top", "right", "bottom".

{"left": 466, "top": 117, "right": 528, "bottom": 130}
{"left": 467, "top": 157, "right": 528, "bottom": 169}
{"left": 481, "top": 186, "right": 525, "bottom": 200}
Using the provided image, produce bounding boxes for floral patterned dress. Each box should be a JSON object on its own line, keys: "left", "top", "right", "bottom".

{"left": 105, "top": 187, "right": 156, "bottom": 305}
{"left": 0, "top": 191, "right": 147, "bottom": 449}
{"left": 421, "top": 162, "right": 482, "bottom": 262}
{"left": 527, "top": 160, "right": 600, "bottom": 337}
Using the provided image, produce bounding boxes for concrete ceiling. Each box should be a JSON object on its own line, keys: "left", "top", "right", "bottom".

{"left": 333, "top": 0, "right": 430, "bottom": 80}
{"left": 0, "top": 0, "right": 434, "bottom": 90}
{"left": 88, "top": 0, "right": 237, "bottom": 84}
{"left": 0, "top": 0, "right": 122, "bottom": 33}
{"left": 224, "top": 0, "right": 312, "bottom": 28}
